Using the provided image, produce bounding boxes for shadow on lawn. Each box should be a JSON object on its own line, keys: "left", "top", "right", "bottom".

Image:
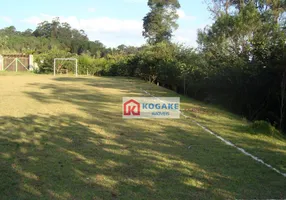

{"left": 53, "top": 76, "right": 170, "bottom": 97}
{"left": 185, "top": 111, "right": 286, "bottom": 174}
{"left": 0, "top": 114, "right": 226, "bottom": 200}
{"left": 2, "top": 76, "right": 285, "bottom": 199}
{"left": 53, "top": 76, "right": 143, "bottom": 94}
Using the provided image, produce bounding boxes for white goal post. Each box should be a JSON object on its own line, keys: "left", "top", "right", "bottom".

{"left": 53, "top": 58, "right": 78, "bottom": 76}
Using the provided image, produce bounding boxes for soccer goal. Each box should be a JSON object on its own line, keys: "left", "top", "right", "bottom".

{"left": 53, "top": 58, "right": 78, "bottom": 76}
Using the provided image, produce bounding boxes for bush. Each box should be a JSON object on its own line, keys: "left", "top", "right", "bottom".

{"left": 251, "top": 120, "right": 280, "bottom": 135}
{"left": 35, "top": 49, "right": 74, "bottom": 73}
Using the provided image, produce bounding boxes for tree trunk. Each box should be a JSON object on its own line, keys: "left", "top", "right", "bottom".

{"left": 279, "top": 69, "right": 286, "bottom": 130}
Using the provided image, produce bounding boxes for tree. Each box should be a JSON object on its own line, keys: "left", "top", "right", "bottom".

{"left": 22, "top": 29, "right": 33, "bottom": 36}
{"left": 51, "top": 17, "right": 60, "bottom": 38}
{"left": 197, "top": 0, "right": 286, "bottom": 131}
{"left": 206, "top": 0, "right": 286, "bottom": 21}
{"left": 0, "top": 35, "right": 8, "bottom": 49}
{"left": 0, "top": 26, "right": 17, "bottom": 35}
{"left": 280, "top": 68, "right": 286, "bottom": 130}
{"left": 143, "top": 0, "right": 181, "bottom": 44}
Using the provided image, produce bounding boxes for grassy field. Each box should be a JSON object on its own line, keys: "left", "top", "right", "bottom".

{"left": 0, "top": 73, "right": 286, "bottom": 200}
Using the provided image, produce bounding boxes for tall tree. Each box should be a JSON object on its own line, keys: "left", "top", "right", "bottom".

{"left": 143, "top": 0, "right": 181, "bottom": 44}
{"left": 0, "top": 26, "right": 17, "bottom": 35}
{"left": 206, "top": 0, "right": 286, "bottom": 21}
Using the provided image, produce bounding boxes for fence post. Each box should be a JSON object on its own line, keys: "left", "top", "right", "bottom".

{"left": 15, "top": 58, "right": 18, "bottom": 72}
{"left": 0, "top": 55, "right": 3, "bottom": 71}
{"left": 29, "top": 55, "right": 33, "bottom": 70}
{"left": 54, "top": 59, "right": 56, "bottom": 76}
{"left": 76, "top": 59, "right": 78, "bottom": 77}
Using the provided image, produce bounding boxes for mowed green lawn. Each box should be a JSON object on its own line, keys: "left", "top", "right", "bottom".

{"left": 0, "top": 73, "right": 286, "bottom": 200}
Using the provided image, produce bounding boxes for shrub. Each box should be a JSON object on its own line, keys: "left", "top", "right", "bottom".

{"left": 35, "top": 49, "right": 74, "bottom": 73}
{"left": 251, "top": 120, "right": 280, "bottom": 135}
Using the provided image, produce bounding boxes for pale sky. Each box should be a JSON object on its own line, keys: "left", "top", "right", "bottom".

{"left": 0, "top": 0, "right": 213, "bottom": 47}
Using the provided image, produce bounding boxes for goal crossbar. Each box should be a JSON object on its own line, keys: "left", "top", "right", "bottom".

{"left": 53, "top": 58, "right": 78, "bottom": 76}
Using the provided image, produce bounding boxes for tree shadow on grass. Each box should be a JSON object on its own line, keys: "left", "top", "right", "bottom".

{"left": 184, "top": 111, "right": 286, "bottom": 174}
{"left": 1, "top": 114, "right": 117, "bottom": 199}
{"left": 0, "top": 114, "right": 232, "bottom": 200}
{"left": 82, "top": 111, "right": 286, "bottom": 199}
{"left": 25, "top": 82, "right": 142, "bottom": 107}
{"left": 52, "top": 76, "right": 143, "bottom": 95}
{"left": 10, "top": 76, "right": 286, "bottom": 199}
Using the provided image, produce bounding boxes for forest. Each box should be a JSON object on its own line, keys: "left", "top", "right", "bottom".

{"left": 0, "top": 0, "right": 286, "bottom": 132}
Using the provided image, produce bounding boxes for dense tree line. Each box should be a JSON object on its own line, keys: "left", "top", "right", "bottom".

{"left": 0, "top": 19, "right": 125, "bottom": 57}
{"left": 108, "top": 0, "right": 286, "bottom": 132}
{"left": 0, "top": 0, "right": 285, "bottom": 132}
{"left": 196, "top": 0, "right": 286, "bottom": 131}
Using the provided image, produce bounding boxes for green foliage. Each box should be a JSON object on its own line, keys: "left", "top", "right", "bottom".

{"left": 251, "top": 120, "right": 280, "bottom": 135}
{"left": 196, "top": 1, "right": 286, "bottom": 131}
{"left": 143, "top": 0, "right": 180, "bottom": 44}
{"left": 78, "top": 54, "right": 123, "bottom": 76}
{"left": 0, "top": 18, "right": 110, "bottom": 56}
{"left": 35, "top": 49, "right": 74, "bottom": 73}
{"left": 78, "top": 54, "right": 95, "bottom": 74}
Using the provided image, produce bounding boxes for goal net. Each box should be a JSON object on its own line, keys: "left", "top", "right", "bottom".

{"left": 53, "top": 58, "right": 78, "bottom": 76}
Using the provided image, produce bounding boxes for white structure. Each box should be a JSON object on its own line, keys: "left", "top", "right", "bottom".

{"left": 53, "top": 58, "right": 78, "bottom": 76}
{"left": 0, "top": 55, "right": 3, "bottom": 71}
{"left": 29, "top": 55, "right": 34, "bottom": 71}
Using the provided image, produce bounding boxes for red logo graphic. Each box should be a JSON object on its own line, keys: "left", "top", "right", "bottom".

{"left": 123, "top": 99, "right": 140, "bottom": 116}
